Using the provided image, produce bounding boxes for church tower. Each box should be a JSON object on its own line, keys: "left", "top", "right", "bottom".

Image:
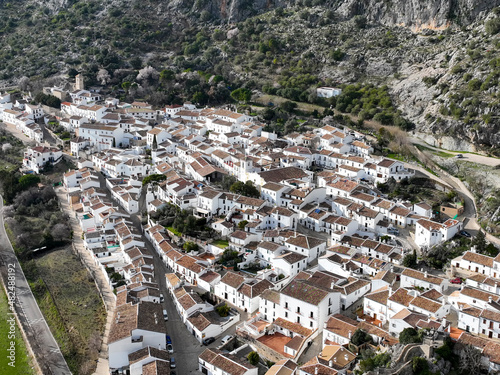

{"left": 75, "top": 74, "right": 84, "bottom": 90}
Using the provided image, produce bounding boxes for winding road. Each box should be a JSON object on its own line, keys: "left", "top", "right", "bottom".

{"left": 406, "top": 146, "right": 500, "bottom": 247}
{"left": 409, "top": 136, "right": 500, "bottom": 167}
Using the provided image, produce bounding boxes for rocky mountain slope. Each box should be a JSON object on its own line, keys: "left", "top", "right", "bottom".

{"left": 0, "top": 0, "right": 499, "bottom": 151}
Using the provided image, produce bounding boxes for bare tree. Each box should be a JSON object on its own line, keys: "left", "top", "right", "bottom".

{"left": 18, "top": 76, "right": 31, "bottom": 92}
{"left": 51, "top": 223, "right": 70, "bottom": 242}
{"left": 2, "top": 143, "right": 12, "bottom": 152}
{"left": 136, "top": 66, "right": 159, "bottom": 86}
{"left": 97, "top": 69, "right": 110, "bottom": 85}
{"left": 3, "top": 205, "right": 15, "bottom": 218}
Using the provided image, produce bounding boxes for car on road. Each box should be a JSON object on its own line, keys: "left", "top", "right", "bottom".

{"left": 160, "top": 293, "right": 164, "bottom": 303}
{"left": 163, "top": 309, "right": 168, "bottom": 321}
{"left": 221, "top": 335, "right": 233, "bottom": 346}
{"left": 170, "top": 357, "right": 176, "bottom": 368}
{"left": 166, "top": 335, "right": 172, "bottom": 344}
{"left": 167, "top": 344, "right": 173, "bottom": 353}
{"left": 460, "top": 230, "right": 472, "bottom": 238}
{"left": 455, "top": 154, "right": 464, "bottom": 158}
{"left": 450, "top": 277, "right": 462, "bottom": 284}
{"left": 203, "top": 337, "right": 215, "bottom": 346}
{"left": 388, "top": 227, "right": 400, "bottom": 235}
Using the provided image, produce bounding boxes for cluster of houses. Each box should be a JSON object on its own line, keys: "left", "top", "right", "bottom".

{"left": 0, "top": 92, "right": 44, "bottom": 142}
{"left": 48, "top": 86, "right": 500, "bottom": 375}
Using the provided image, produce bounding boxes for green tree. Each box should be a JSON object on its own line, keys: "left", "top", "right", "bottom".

{"left": 399, "top": 328, "right": 422, "bottom": 344}
{"left": 34, "top": 92, "right": 61, "bottom": 109}
{"left": 403, "top": 249, "right": 417, "bottom": 269}
{"left": 129, "top": 57, "right": 142, "bottom": 70}
{"left": 359, "top": 357, "right": 375, "bottom": 373}
{"left": 485, "top": 18, "right": 500, "bottom": 35}
{"left": 351, "top": 329, "right": 373, "bottom": 346}
{"left": 67, "top": 68, "right": 79, "bottom": 78}
{"left": 230, "top": 180, "right": 260, "bottom": 198}
{"left": 238, "top": 220, "right": 248, "bottom": 229}
{"left": 247, "top": 351, "right": 260, "bottom": 366}
{"left": 183, "top": 241, "right": 199, "bottom": 252}
{"left": 121, "top": 81, "right": 131, "bottom": 92}
{"left": 412, "top": 357, "right": 428, "bottom": 374}
{"left": 160, "top": 69, "right": 175, "bottom": 83}
{"left": 472, "top": 230, "right": 487, "bottom": 254}
{"left": 330, "top": 49, "right": 345, "bottom": 61}
{"left": 230, "top": 88, "right": 252, "bottom": 103}
{"left": 216, "top": 304, "right": 230, "bottom": 317}
{"left": 184, "top": 215, "right": 198, "bottom": 235}
{"left": 142, "top": 174, "right": 167, "bottom": 186}
{"left": 192, "top": 91, "right": 209, "bottom": 105}
{"left": 0, "top": 171, "right": 19, "bottom": 204}
{"left": 279, "top": 101, "right": 297, "bottom": 113}
{"left": 18, "top": 174, "right": 41, "bottom": 190}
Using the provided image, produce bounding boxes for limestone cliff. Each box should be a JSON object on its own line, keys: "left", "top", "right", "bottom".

{"left": 172, "top": 0, "right": 500, "bottom": 26}
{"left": 334, "top": 0, "right": 500, "bottom": 29}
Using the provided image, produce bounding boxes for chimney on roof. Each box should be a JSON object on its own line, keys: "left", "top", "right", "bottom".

{"left": 348, "top": 330, "right": 352, "bottom": 339}
{"left": 344, "top": 354, "right": 349, "bottom": 361}
{"left": 424, "top": 271, "right": 428, "bottom": 278}
{"left": 315, "top": 367, "right": 318, "bottom": 375}
{"left": 489, "top": 296, "right": 493, "bottom": 304}
{"left": 388, "top": 286, "right": 392, "bottom": 296}
{"left": 329, "top": 360, "right": 333, "bottom": 367}
{"left": 471, "top": 246, "right": 477, "bottom": 253}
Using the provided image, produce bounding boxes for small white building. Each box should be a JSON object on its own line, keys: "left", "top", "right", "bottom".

{"left": 400, "top": 268, "right": 445, "bottom": 292}
{"left": 414, "top": 218, "right": 461, "bottom": 249}
{"left": 108, "top": 302, "right": 167, "bottom": 370}
{"left": 316, "top": 87, "right": 342, "bottom": 98}
{"left": 23, "top": 146, "right": 63, "bottom": 173}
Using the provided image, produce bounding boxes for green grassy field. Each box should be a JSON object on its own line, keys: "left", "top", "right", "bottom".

{"left": 212, "top": 239, "right": 229, "bottom": 249}
{"left": 0, "top": 285, "right": 35, "bottom": 375}
{"left": 27, "top": 247, "right": 106, "bottom": 375}
{"left": 167, "top": 226, "right": 183, "bottom": 237}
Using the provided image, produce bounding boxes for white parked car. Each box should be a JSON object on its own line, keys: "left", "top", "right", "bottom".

{"left": 221, "top": 335, "right": 233, "bottom": 346}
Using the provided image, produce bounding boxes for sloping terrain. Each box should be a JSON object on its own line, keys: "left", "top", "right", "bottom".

{"left": 0, "top": 0, "right": 499, "bottom": 150}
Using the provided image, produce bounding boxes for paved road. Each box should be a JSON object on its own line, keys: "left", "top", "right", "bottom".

{"left": 0, "top": 197, "right": 71, "bottom": 375}
{"left": 406, "top": 150, "right": 500, "bottom": 248}
{"left": 93, "top": 171, "right": 207, "bottom": 374}
{"left": 410, "top": 136, "right": 500, "bottom": 167}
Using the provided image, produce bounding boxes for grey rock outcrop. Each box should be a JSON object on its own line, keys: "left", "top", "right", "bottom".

{"left": 334, "top": 0, "right": 500, "bottom": 29}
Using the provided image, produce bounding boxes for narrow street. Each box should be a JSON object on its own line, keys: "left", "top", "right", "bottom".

{"left": 94, "top": 170, "right": 208, "bottom": 374}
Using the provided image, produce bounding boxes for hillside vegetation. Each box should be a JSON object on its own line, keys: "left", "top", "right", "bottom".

{"left": 0, "top": 0, "right": 499, "bottom": 150}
